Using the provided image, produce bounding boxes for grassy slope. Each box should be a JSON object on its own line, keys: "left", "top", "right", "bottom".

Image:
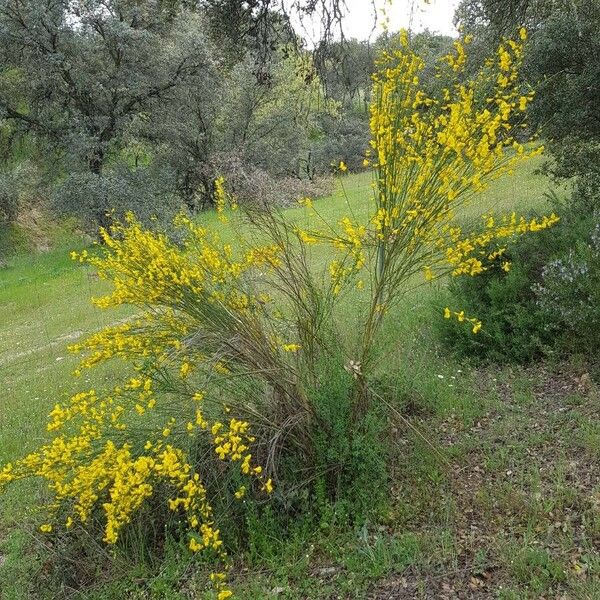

{"left": 1, "top": 156, "right": 598, "bottom": 599}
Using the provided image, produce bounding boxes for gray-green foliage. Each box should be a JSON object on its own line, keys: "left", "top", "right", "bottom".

{"left": 149, "top": 47, "right": 338, "bottom": 209}
{"left": 52, "top": 163, "right": 179, "bottom": 233}
{"left": 311, "top": 112, "right": 369, "bottom": 174}
{"left": 220, "top": 52, "right": 336, "bottom": 177}
{"left": 0, "top": 168, "right": 18, "bottom": 224}
{"left": 0, "top": 1, "right": 214, "bottom": 229}
{"left": 0, "top": 160, "right": 43, "bottom": 224}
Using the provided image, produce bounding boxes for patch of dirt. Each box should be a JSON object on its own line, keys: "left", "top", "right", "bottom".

{"left": 369, "top": 570, "right": 507, "bottom": 600}
{"left": 367, "top": 363, "right": 599, "bottom": 599}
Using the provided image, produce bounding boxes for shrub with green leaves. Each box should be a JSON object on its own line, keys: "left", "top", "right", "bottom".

{"left": 52, "top": 164, "right": 180, "bottom": 234}
{"left": 436, "top": 231, "right": 551, "bottom": 363}
{"left": 438, "top": 178, "right": 600, "bottom": 364}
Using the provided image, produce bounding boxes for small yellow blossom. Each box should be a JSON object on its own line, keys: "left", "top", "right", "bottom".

{"left": 298, "top": 197, "right": 313, "bottom": 208}
{"left": 282, "top": 343, "right": 301, "bottom": 353}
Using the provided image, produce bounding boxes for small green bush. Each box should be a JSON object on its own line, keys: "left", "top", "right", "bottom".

{"left": 437, "top": 229, "right": 557, "bottom": 363}
{"left": 51, "top": 164, "right": 180, "bottom": 234}
{"left": 438, "top": 177, "right": 600, "bottom": 364}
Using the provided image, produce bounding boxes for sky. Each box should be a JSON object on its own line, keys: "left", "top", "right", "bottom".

{"left": 295, "top": 0, "right": 461, "bottom": 44}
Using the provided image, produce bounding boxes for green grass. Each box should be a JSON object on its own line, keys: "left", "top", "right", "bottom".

{"left": 1, "top": 156, "right": 597, "bottom": 599}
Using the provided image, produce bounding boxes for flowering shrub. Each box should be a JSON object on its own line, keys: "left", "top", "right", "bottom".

{"left": 439, "top": 191, "right": 599, "bottom": 364}
{"left": 436, "top": 226, "right": 560, "bottom": 363}
{"left": 317, "top": 29, "right": 557, "bottom": 372}
{"left": 0, "top": 29, "right": 559, "bottom": 596}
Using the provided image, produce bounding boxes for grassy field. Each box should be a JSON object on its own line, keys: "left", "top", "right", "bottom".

{"left": 1, "top": 156, "right": 598, "bottom": 599}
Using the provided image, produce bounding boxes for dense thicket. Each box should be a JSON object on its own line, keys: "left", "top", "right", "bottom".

{"left": 0, "top": 0, "right": 463, "bottom": 239}
{"left": 442, "top": 0, "right": 600, "bottom": 365}
{"left": 0, "top": 0, "right": 377, "bottom": 235}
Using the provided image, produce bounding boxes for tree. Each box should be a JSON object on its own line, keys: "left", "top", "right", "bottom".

{"left": 454, "top": 0, "right": 566, "bottom": 39}
{"left": 221, "top": 51, "right": 336, "bottom": 177}
{"left": 525, "top": 2, "right": 600, "bottom": 171}
{"left": 314, "top": 38, "right": 374, "bottom": 108}
{"left": 149, "top": 46, "right": 337, "bottom": 207}
{"left": 455, "top": 0, "right": 600, "bottom": 182}
{"left": 0, "top": 1, "right": 214, "bottom": 227}
{"left": 201, "top": 0, "right": 355, "bottom": 48}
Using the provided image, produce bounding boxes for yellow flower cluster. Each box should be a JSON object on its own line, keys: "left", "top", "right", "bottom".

{"left": 214, "top": 175, "right": 238, "bottom": 224}
{"left": 367, "top": 29, "right": 540, "bottom": 243}
{"left": 317, "top": 28, "right": 558, "bottom": 325}
{"left": 68, "top": 318, "right": 189, "bottom": 373}
{"left": 0, "top": 374, "right": 269, "bottom": 548}
{"left": 73, "top": 214, "right": 245, "bottom": 309}
{"left": 444, "top": 307, "right": 482, "bottom": 334}
{"left": 442, "top": 212, "right": 560, "bottom": 277}
{"left": 0, "top": 211, "right": 294, "bottom": 597}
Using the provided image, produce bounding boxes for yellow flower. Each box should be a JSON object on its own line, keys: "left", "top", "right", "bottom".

{"left": 298, "top": 197, "right": 313, "bottom": 208}
{"left": 339, "top": 161, "right": 348, "bottom": 172}
{"left": 282, "top": 343, "right": 301, "bottom": 353}
{"left": 40, "top": 524, "right": 52, "bottom": 533}
{"left": 444, "top": 307, "right": 451, "bottom": 319}
{"left": 519, "top": 96, "right": 528, "bottom": 111}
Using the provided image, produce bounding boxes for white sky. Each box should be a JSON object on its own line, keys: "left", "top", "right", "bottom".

{"left": 295, "top": 0, "right": 460, "bottom": 44}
